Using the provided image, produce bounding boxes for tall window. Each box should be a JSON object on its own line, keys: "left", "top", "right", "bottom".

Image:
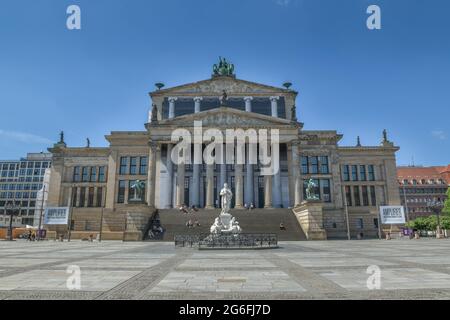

{"left": 310, "top": 156, "right": 319, "bottom": 174}
{"left": 360, "top": 165, "right": 366, "bottom": 181}
{"left": 301, "top": 156, "right": 309, "bottom": 174}
{"left": 353, "top": 186, "right": 361, "bottom": 206}
{"left": 79, "top": 187, "right": 86, "bottom": 207}
{"left": 73, "top": 166, "right": 81, "bottom": 182}
{"left": 90, "top": 167, "right": 97, "bottom": 182}
{"left": 87, "top": 187, "right": 94, "bottom": 207}
{"left": 98, "top": 166, "right": 106, "bottom": 182}
{"left": 71, "top": 187, "right": 77, "bottom": 207}
{"left": 362, "top": 186, "right": 369, "bottom": 206}
{"left": 82, "top": 167, "right": 89, "bottom": 182}
{"left": 351, "top": 165, "right": 358, "bottom": 181}
{"left": 319, "top": 156, "right": 329, "bottom": 174}
{"left": 119, "top": 157, "right": 128, "bottom": 175}
{"left": 368, "top": 165, "right": 375, "bottom": 181}
{"left": 140, "top": 156, "right": 148, "bottom": 175}
{"left": 321, "top": 179, "right": 331, "bottom": 202}
{"left": 343, "top": 165, "right": 350, "bottom": 181}
{"left": 96, "top": 187, "right": 103, "bottom": 207}
{"left": 130, "top": 157, "right": 137, "bottom": 175}
{"left": 370, "top": 186, "right": 376, "bottom": 206}
{"left": 117, "top": 180, "right": 125, "bottom": 203}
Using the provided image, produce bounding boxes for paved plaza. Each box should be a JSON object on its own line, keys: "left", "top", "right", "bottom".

{"left": 2, "top": 239, "right": 450, "bottom": 299}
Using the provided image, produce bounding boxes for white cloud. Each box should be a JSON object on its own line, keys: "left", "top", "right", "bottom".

{"left": 431, "top": 130, "right": 447, "bottom": 140}
{"left": 0, "top": 129, "right": 53, "bottom": 145}
{"left": 275, "top": 0, "right": 292, "bottom": 6}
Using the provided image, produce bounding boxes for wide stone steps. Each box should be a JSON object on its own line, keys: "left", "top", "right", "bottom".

{"left": 154, "top": 208, "right": 307, "bottom": 241}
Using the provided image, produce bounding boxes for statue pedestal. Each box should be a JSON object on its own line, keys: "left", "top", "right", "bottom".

{"left": 292, "top": 200, "right": 327, "bottom": 240}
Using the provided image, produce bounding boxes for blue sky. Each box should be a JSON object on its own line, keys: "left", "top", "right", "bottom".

{"left": 0, "top": 0, "right": 449, "bottom": 166}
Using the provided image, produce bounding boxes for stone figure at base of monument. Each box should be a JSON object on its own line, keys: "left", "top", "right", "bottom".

{"left": 210, "top": 183, "right": 242, "bottom": 235}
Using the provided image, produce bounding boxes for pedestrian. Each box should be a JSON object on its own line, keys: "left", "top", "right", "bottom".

{"left": 27, "top": 230, "right": 32, "bottom": 241}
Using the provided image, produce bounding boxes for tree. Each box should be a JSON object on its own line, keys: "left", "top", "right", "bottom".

{"left": 443, "top": 187, "right": 450, "bottom": 215}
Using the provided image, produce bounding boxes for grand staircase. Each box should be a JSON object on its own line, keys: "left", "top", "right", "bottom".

{"left": 151, "top": 208, "right": 307, "bottom": 241}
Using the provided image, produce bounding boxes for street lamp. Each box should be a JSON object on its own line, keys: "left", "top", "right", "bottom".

{"left": 427, "top": 199, "right": 444, "bottom": 239}
{"left": 5, "top": 201, "right": 21, "bottom": 241}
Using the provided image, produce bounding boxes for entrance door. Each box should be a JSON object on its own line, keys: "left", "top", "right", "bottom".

{"left": 184, "top": 177, "right": 190, "bottom": 206}
{"left": 258, "top": 176, "right": 264, "bottom": 208}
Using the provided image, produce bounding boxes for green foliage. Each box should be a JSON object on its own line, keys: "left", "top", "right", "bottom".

{"left": 406, "top": 214, "right": 450, "bottom": 231}
{"left": 443, "top": 187, "right": 450, "bottom": 215}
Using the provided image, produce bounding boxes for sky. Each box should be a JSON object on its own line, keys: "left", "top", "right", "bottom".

{"left": 0, "top": 0, "right": 449, "bottom": 166}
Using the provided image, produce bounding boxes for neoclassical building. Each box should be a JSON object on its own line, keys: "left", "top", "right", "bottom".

{"left": 46, "top": 60, "right": 401, "bottom": 240}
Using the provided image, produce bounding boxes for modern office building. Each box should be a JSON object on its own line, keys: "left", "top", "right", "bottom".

{"left": 0, "top": 153, "right": 52, "bottom": 226}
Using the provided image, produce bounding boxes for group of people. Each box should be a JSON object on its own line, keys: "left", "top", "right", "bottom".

{"left": 179, "top": 204, "right": 199, "bottom": 214}
{"left": 27, "top": 230, "right": 37, "bottom": 241}
{"left": 186, "top": 219, "right": 201, "bottom": 228}
{"left": 243, "top": 203, "right": 255, "bottom": 210}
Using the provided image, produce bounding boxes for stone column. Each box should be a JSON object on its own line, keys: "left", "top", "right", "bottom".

{"left": 235, "top": 164, "right": 244, "bottom": 208}
{"left": 270, "top": 96, "right": 280, "bottom": 118}
{"left": 146, "top": 142, "right": 157, "bottom": 207}
{"left": 192, "top": 163, "right": 200, "bottom": 207}
{"left": 176, "top": 162, "right": 185, "bottom": 207}
{"left": 168, "top": 97, "right": 177, "bottom": 119}
{"left": 292, "top": 141, "right": 302, "bottom": 207}
{"left": 166, "top": 144, "right": 173, "bottom": 208}
{"left": 273, "top": 144, "right": 282, "bottom": 208}
{"left": 244, "top": 96, "right": 253, "bottom": 112}
{"left": 194, "top": 97, "right": 202, "bottom": 113}
{"left": 245, "top": 143, "right": 254, "bottom": 206}
{"left": 205, "top": 163, "right": 214, "bottom": 209}
{"left": 264, "top": 175, "right": 273, "bottom": 208}
{"left": 93, "top": 187, "right": 98, "bottom": 207}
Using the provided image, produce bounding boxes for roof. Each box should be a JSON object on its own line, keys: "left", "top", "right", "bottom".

{"left": 397, "top": 165, "right": 450, "bottom": 184}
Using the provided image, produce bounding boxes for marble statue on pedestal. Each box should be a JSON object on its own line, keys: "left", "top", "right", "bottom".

{"left": 210, "top": 183, "right": 242, "bottom": 234}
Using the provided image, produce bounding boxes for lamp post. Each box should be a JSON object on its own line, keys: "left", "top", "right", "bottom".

{"left": 5, "top": 201, "right": 21, "bottom": 241}
{"left": 427, "top": 199, "right": 444, "bottom": 239}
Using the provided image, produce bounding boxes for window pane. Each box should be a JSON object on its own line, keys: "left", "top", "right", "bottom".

{"left": 368, "top": 165, "right": 375, "bottom": 181}
{"left": 362, "top": 186, "right": 369, "bottom": 206}
{"left": 119, "top": 157, "right": 128, "bottom": 175}
{"left": 310, "top": 157, "right": 318, "bottom": 174}
{"left": 301, "top": 156, "right": 309, "bottom": 174}
{"left": 370, "top": 186, "right": 377, "bottom": 206}
{"left": 351, "top": 165, "right": 358, "bottom": 181}
{"left": 117, "top": 181, "right": 125, "bottom": 203}
{"left": 319, "top": 156, "right": 329, "bottom": 174}
{"left": 98, "top": 166, "right": 106, "bottom": 182}
{"left": 140, "top": 157, "right": 148, "bottom": 175}
{"left": 360, "top": 165, "right": 366, "bottom": 181}
{"left": 353, "top": 186, "right": 361, "bottom": 206}
{"left": 321, "top": 179, "right": 331, "bottom": 202}
{"left": 343, "top": 165, "right": 349, "bottom": 181}
{"left": 82, "top": 167, "right": 89, "bottom": 182}
{"left": 90, "top": 167, "right": 97, "bottom": 182}
{"left": 96, "top": 187, "right": 103, "bottom": 207}
{"left": 87, "top": 187, "right": 94, "bottom": 207}
{"left": 130, "top": 157, "right": 137, "bottom": 175}
{"left": 79, "top": 187, "right": 86, "bottom": 207}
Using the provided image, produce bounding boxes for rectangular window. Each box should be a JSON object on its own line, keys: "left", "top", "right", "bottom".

{"left": 82, "top": 167, "right": 89, "bottom": 182}
{"left": 368, "top": 165, "right": 375, "bottom": 181}
{"left": 98, "top": 166, "right": 106, "bottom": 182}
{"left": 351, "top": 165, "right": 358, "bottom": 181}
{"left": 310, "top": 156, "right": 319, "bottom": 174}
{"left": 343, "top": 165, "right": 349, "bottom": 181}
{"left": 87, "top": 187, "right": 94, "bottom": 207}
{"left": 345, "top": 186, "right": 352, "bottom": 206}
{"left": 370, "top": 186, "right": 377, "bottom": 206}
{"left": 119, "top": 157, "right": 128, "bottom": 175}
{"left": 130, "top": 157, "right": 137, "bottom": 175}
{"left": 353, "top": 186, "right": 361, "bottom": 206}
{"left": 374, "top": 218, "right": 379, "bottom": 229}
{"left": 90, "top": 167, "right": 97, "bottom": 182}
{"left": 117, "top": 180, "right": 125, "bottom": 203}
{"left": 362, "top": 186, "right": 369, "bottom": 206}
{"left": 360, "top": 165, "right": 366, "bottom": 181}
{"left": 72, "top": 187, "right": 77, "bottom": 207}
{"left": 356, "top": 218, "right": 364, "bottom": 229}
{"left": 301, "top": 156, "right": 309, "bottom": 174}
{"left": 96, "top": 187, "right": 103, "bottom": 207}
{"left": 79, "top": 187, "right": 86, "bottom": 207}
{"left": 319, "top": 156, "right": 329, "bottom": 174}
{"left": 321, "top": 179, "right": 331, "bottom": 202}
{"left": 140, "top": 156, "right": 148, "bottom": 175}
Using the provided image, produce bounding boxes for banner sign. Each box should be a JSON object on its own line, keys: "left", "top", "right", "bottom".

{"left": 44, "top": 207, "right": 69, "bottom": 225}
{"left": 379, "top": 206, "right": 405, "bottom": 224}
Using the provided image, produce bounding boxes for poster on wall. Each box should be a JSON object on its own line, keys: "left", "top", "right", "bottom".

{"left": 44, "top": 207, "right": 69, "bottom": 225}
{"left": 379, "top": 206, "right": 406, "bottom": 224}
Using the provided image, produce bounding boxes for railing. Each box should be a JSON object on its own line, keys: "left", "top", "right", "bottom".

{"left": 174, "top": 233, "right": 278, "bottom": 249}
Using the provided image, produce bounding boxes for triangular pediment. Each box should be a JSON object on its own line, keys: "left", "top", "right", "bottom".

{"left": 150, "top": 76, "right": 296, "bottom": 96}
{"left": 156, "top": 107, "right": 297, "bottom": 128}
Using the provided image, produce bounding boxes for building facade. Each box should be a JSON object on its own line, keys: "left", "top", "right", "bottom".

{"left": 397, "top": 165, "right": 450, "bottom": 219}
{"left": 0, "top": 153, "right": 52, "bottom": 227}
{"left": 46, "top": 62, "right": 401, "bottom": 240}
